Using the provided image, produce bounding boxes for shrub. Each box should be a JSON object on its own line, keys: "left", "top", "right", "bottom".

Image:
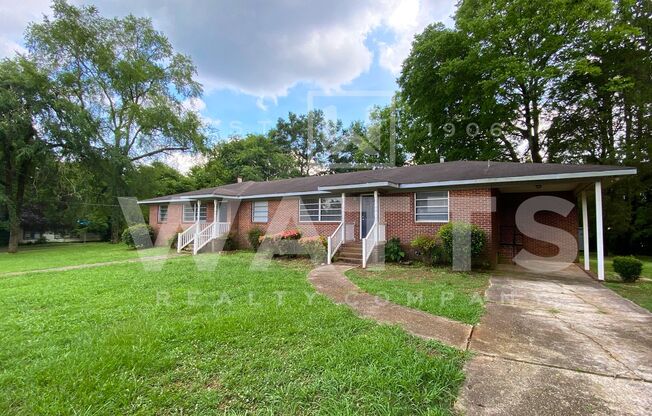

{"left": 385, "top": 237, "right": 406, "bottom": 263}
{"left": 438, "top": 222, "right": 487, "bottom": 263}
{"left": 248, "top": 227, "right": 265, "bottom": 250}
{"left": 300, "top": 236, "right": 327, "bottom": 263}
{"left": 122, "top": 224, "right": 155, "bottom": 249}
{"left": 612, "top": 256, "right": 643, "bottom": 282}
{"left": 222, "top": 232, "right": 238, "bottom": 251}
{"left": 410, "top": 235, "right": 442, "bottom": 265}
{"left": 168, "top": 225, "right": 184, "bottom": 249}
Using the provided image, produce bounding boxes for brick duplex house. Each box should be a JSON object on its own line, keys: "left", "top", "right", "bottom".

{"left": 138, "top": 161, "right": 636, "bottom": 278}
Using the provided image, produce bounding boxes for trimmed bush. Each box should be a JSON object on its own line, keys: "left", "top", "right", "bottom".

{"left": 248, "top": 227, "right": 264, "bottom": 250}
{"left": 300, "top": 236, "right": 327, "bottom": 263}
{"left": 385, "top": 237, "right": 406, "bottom": 263}
{"left": 612, "top": 256, "right": 643, "bottom": 282}
{"left": 438, "top": 222, "right": 487, "bottom": 264}
{"left": 122, "top": 224, "right": 155, "bottom": 249}
{"left": 410, "top": 235, "right": 442, "bottom": 265}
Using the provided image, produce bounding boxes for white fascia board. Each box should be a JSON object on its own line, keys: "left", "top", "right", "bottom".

{"left": 398, "top": 169, "right": 638, "bottom": 190}
{"left": 318, "top": 181, "right": 399, "bottom": 191}
{"left": 239, "top": 190, "right": 330, "bottom": 199}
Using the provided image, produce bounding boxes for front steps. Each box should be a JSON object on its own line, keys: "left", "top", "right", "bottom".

{"left": 334, "top": 241, "right": 385, "bottom": 266}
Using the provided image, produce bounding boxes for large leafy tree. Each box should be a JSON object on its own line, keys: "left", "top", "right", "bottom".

{"left": 270, "top": 110, "right": 336, "bottom": 175}
{"left": 0, "top": 57, "right": 84, "bottom": 252}
{"left": 190, "top": 134, "right": 298, "bottom": 188}
{"left": 399, "top": 0, "right": 613, "bottom": 163}
{"left": 26, "top": 0, "right": 206, "bottom": 241}
{"left": 329, "top": 104, "right": 407, "bottom": 172}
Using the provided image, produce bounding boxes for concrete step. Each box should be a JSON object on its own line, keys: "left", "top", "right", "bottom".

{"left": 335, "top": 256, "right": 362, "bottom": 264}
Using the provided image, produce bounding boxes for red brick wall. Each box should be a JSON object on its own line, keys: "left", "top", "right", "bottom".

{"left": 232, "top": 198, "right": 341, "bottom": 248}
{"left": 381, "top": 189, "right": 496, "bottom": 264}
{"left": 497, "top": 191, "right": 578, "bottom": 263}
{"left": 149, "top": 202, "right": 215, "bottom": 246}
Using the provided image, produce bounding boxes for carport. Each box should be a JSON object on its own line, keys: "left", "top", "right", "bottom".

{"left": 493, "top": 170, "right": 636, "bottom": 281}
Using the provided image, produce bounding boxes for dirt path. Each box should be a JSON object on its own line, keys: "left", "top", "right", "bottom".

{"left": 0, "top": 254, "right": 180, "bottom": 277}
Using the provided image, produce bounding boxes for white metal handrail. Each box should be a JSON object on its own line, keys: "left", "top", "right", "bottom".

{"left": 327, "top": 222, "right": 345, "bottom": 264}
{"left": 215, "top": 222, "right": 230, "bottom": 238}
{"left": 362, "top": 221, "right": 378, "bottom": 268}
{"left": 177, "top": 223, "right": 198, "bottom": 253}
{"left": 193, "top": 222, "right": 215, "bottom": 255}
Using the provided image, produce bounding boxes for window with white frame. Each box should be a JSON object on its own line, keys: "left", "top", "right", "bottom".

{"left": 299, "top": 197, "right": 342, "bottom": 222}
{"left": 158, "top": 205, "right": 168, "bottom": 223}
{"left": 415, "top": 191, "right": 449, "bottom": 222}
{"left": 183, "top": 203, "right": 207, "bottom": 222}
{"left": 252, "top": 201, "right": 269, "bottom": 223}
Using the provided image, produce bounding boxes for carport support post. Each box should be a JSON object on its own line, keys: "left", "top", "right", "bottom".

{"left": 595, "top": 181, "right": 605, "bottom": 281}
{"left": 581, "top": 191, "right": 590, "bottom": 271}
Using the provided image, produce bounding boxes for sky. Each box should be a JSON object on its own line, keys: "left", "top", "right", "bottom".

{"left": 0, "top": 0, "right": 455, "bottom": 170}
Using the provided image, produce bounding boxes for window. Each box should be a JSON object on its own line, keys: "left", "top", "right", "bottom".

{"left": 183, "top": 203, "right": 207, "bottom": 223}
{"left": 158, "top": 205, "right": 169, "bottom": 223}
{"left": 415, "top": 191, "right": 449, "bottom": 222}
{"left": 252, "top": 201, "right": 268, "bottom": 223}
{"left": 299, "top": 197, "right": 342, "bottom": 222}
{"left": 217, "top": 202, "right": 228, "bottom": 223}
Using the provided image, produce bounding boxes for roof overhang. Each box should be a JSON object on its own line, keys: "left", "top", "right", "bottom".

{"left": 318, "top": 181, "right": 399, "bottom": 192}
{"left": 398, "top": 169, "right": 637, "bottom": 190}
{"left": 137, "top": 168, "right": 637, "bottom": 204}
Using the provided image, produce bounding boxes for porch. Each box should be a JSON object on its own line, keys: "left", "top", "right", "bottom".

{"left": 176, "top": 198, "right": 232, "bottom": 254}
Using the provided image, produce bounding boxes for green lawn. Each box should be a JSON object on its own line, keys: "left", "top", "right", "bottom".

{"left": 605, "top": 279, "right": 652, "bottom": 312}
{"left": 346, "top": 264, "right": 489, "bottom": 325}
{"left": 0, "top": 242, "right": 169, "bottom": 274}
{"left": 579, "top": 254, "right": 652, "bottom": 312}
{"left": 580, "top": 253, "right": 652, "bottom": 280}
{"left": 0, "top": 250, "right": 467, "bottom": 415}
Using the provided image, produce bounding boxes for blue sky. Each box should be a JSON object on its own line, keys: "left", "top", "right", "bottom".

{"left": 0, "top": 0, "right": 455, "bottom": 167}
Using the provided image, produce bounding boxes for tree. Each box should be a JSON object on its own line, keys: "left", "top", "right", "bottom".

{"left": 329, "top": 105, "right": 407, "bottom": 171}
{"left": 399, "top": 0, "right": 613, "bottom": 163}
{"left": 190, "top": 134, "right": 298, "bottom": 187}
{"left": 399, "top": 24, "right": 518, "bottom": 163}
{"left": 270, "top": 110, "right": 335, "bottom": 175}
{"left": 0, "top": 57, "right": 87, "bottom": 252}
{"left": 128, "top": 161, "right": 194, "bottom": 200}
{"left": 26, "top": 0, "right": 206, "bottom": 241}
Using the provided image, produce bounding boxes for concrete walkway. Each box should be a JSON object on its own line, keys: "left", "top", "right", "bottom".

{"left": 456, "top": 264, "right": 652, "bottom": 415}
{"left": 308, "top": 264, "right": 473, "bottom": 349}
{"left": 309, "top": 263, "right": 652, "bottom": 415}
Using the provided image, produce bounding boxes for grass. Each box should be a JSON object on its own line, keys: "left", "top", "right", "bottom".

{"left": 604, "top": 279, "right": 652, "bottom": 312}
{"left": 579, "top": 253, "right": 652, "bottom": 312}
{"left": 0, "top": 250, "right": 467, "bottom": 415}
{"left": 0, "top": 242, "right": 169, "bottom": 274}
{"left": 346, "top": 263, "right": 490, "bottom": 325}
{"left": 580, "top": 253, "right": 652, "bottom": 280}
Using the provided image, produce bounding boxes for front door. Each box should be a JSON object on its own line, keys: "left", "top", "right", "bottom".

{"left": 360, "top": 194, "right": 375, "bottom": 238}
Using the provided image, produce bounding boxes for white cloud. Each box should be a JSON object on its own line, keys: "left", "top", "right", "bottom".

{"left": 377, "top": 0, "right": 455, "bottom": 74}
{"left": 0, "top": 0, "right": 455, "bottom": 96}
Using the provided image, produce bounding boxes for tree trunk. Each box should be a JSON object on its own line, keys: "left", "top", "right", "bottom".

{"left": 7, "top": 209, "right": 20, "bottom": 253}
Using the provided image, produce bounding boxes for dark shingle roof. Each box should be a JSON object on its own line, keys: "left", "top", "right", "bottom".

{"left": 138, "top": 161, "right": 635, "bottom": 203}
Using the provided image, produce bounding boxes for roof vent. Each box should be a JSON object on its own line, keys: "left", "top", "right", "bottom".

{"left": 440, "top": 156, "right": 445, "bottom": 163}
{"left": 237, "top": 177, "right": 243, "bottom": 183}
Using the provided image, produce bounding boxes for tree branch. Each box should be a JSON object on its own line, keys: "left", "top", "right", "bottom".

{"left": 130, "top": 146, "right": 188, "bottom": 161}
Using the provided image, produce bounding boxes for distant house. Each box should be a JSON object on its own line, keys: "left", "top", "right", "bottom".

{"left": 20, "top": 229, "right": 102, "bottom": 244}
{"left": 138, "top": 161, "right": 636, "bottom": 278}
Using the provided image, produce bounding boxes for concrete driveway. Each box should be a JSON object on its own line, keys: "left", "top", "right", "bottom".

{"left": 456, "top": 264, "right": 652, "bottom": 415}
